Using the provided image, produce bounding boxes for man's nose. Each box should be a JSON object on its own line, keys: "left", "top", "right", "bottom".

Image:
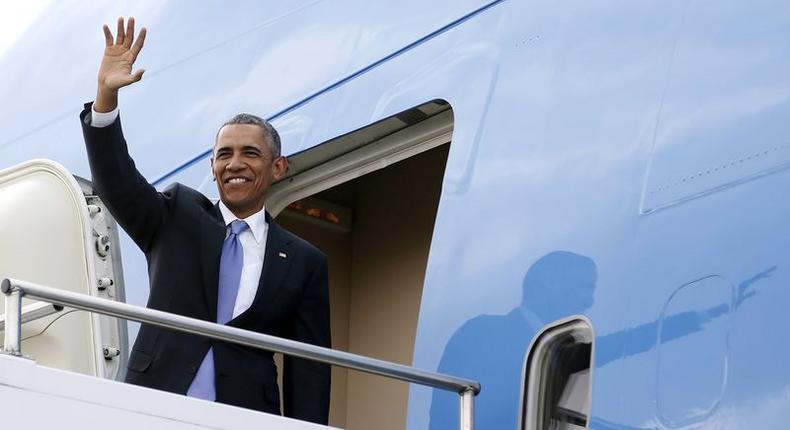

{"left": 226, "top": 154, "right": 244, "bottom": 170}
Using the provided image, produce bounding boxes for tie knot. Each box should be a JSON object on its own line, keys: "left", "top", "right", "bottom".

{"left": 229, "top": 219, "right": 249, "bottom": 235}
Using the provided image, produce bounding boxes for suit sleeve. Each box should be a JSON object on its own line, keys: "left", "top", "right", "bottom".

{"left": 282, "top": 254, "right": 331, "bottom": 424}
{"left": 80, "top": 102, "right": 172, "bottom": 252}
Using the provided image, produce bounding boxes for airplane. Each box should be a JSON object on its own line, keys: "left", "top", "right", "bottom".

{"left": 1, "top": 0, "right": 789, "bottom": 429}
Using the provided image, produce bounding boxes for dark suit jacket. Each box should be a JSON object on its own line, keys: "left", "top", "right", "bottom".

{"left": 80, "top": 104, "right": 330, "bottom": 423}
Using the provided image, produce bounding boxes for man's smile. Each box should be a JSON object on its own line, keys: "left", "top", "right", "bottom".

{"left": 224, "top": 176, "right": 251, "bottom": 185}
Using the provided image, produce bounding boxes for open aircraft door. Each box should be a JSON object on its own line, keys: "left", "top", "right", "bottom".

{"left": 0, "top": 159, "right": 127, "bottom": 380}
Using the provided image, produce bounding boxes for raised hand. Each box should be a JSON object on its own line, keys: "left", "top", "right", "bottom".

{"left": 95, "top": 17, "right": 147, "bottom": 112}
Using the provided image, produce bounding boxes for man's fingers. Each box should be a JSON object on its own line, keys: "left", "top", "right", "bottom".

{"left": 124, "top": 17, "right": 135, "bottom": 48}
{"left": 102, "top": 24, "right": 113, "bottom": 47}
{"left": 116, "top": 17, "right": 125, "bottom": 46}
{"left": 130, "top": 27, "right": 146, "bottom": 57}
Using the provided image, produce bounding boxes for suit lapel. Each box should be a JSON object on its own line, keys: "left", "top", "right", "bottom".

{"left": 200, "top": 203, "right": 226, "bottom": 322}
{"left": 231, "top": 214, "right": 293, "bottom": 326}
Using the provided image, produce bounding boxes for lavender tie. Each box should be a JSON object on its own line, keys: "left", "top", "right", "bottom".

{"left": 187, "top": 219, "right": 249, "bottom": 401}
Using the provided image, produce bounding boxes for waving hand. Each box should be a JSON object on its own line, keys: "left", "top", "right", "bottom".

{"left": 95, "top": 17, "right": 146, "bottom": 112}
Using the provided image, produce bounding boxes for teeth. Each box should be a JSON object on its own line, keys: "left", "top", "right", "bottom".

{"left": 228, "top": 178, "right": 247, "bottom": 184}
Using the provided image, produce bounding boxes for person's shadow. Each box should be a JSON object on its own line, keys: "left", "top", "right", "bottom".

{"left": 428, "top": 249, "right": 777, "bottom": 429}
{"left": 429, "top": 251, "right": 597, "bottom": 429}
{"left": 595, "top": 265, "right": 776, "bottom": 366}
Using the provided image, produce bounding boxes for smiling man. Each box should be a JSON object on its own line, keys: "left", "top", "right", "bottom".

{"left": 79, "top": 17, "right": 330, "bottom": 424}
{"left": 212, "top": 114, "right": 288, "bottom": 218}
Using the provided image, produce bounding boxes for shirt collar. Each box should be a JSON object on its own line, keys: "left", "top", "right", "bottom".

{"left": 218, "top": 202, "right": 268, "bottom": 244}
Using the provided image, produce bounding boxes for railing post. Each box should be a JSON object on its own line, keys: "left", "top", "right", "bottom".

{"left": 1, "top": 279, "right": 23, "bottom": 356}
{"left": 459, "top": 387, "right": 475, "bottom": 430}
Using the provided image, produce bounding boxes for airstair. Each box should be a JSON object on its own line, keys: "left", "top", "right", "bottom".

{"left": 0, "top": 160, "right": 479, "bottom": 429}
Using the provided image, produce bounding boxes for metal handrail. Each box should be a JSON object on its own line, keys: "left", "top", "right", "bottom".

{"left": 1, "top": 277, "right": 478, "bottom": 429}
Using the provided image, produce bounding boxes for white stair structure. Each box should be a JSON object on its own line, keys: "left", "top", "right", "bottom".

{"left": 0, "top": 354, "right": 333, "bottom": 429}
{"left": 0, "top": 160, "right": 479, "bottom": 429}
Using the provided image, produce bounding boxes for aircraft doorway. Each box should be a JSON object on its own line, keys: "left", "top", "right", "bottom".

{"left": 270, "top": 101, "right": 452, "bottom": 429}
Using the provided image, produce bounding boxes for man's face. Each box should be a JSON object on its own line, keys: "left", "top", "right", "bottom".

{"left": 211, "top": 124, "right": 288, "bottom": 218}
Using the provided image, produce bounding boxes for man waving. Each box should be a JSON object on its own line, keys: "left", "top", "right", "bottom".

{"left": 81, "top": 17, "right": 331, "bottom": 424}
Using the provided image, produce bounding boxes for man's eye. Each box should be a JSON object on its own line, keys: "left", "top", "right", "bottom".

{"left": 217, "top": 153, "right": 231, "bottom": 159}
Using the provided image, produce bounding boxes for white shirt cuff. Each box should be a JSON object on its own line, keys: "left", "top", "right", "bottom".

{"left": 91, "top": 105, "right": 119, "bottom": 128}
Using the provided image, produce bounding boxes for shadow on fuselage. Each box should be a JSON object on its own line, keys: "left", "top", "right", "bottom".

{"left": 428, "top": 250, "right": 777, "bottom": 429}
{"left": 595, "top": 265, "right": 776, "bottom": 367}
{"left": 429, "top": 250, "right": 597, "bottom": 429}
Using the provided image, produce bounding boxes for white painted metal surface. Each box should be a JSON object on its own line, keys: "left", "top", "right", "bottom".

{"left": 0, "top": 159, "right": 126, "bottom": 379}
{"left": 0, "top": 354, "right": 334, "bottom": 429}
{"left": 0, "top": 160, "right": 103, "bottom": 376}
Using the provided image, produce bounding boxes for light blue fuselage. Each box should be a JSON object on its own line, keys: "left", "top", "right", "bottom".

{"left": 2, "top": 1, "right": 789, "bottom": 428}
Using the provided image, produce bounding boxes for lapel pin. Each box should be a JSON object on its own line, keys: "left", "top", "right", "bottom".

{"left": 278, "top": 252, "right": 288, "bottom": 259}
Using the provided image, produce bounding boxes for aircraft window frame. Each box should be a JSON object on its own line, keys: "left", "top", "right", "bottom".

{"left": 520, "top": 316, "right": 594, "bottom": 430}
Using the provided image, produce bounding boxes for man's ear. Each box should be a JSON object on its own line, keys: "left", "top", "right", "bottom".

{"left": 272, "top": 156, "right": 288, "bottom": 181}
{"left": 209, "top": 158, "right": 216, "bottom": 182}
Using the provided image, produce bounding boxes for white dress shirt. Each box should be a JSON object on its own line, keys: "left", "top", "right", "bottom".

{"left": 218, "top": 202, "right": 269, "bottom": 318}
{"left": 90, "top": 104, "right": 268, "bottom": 319}
{"left": 90, "top": 105, "right": 119, "bottom": 127}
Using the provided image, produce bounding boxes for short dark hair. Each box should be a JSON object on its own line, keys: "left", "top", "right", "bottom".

{"left": 215, "top": 113, "right": 281, "bottom": 157}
